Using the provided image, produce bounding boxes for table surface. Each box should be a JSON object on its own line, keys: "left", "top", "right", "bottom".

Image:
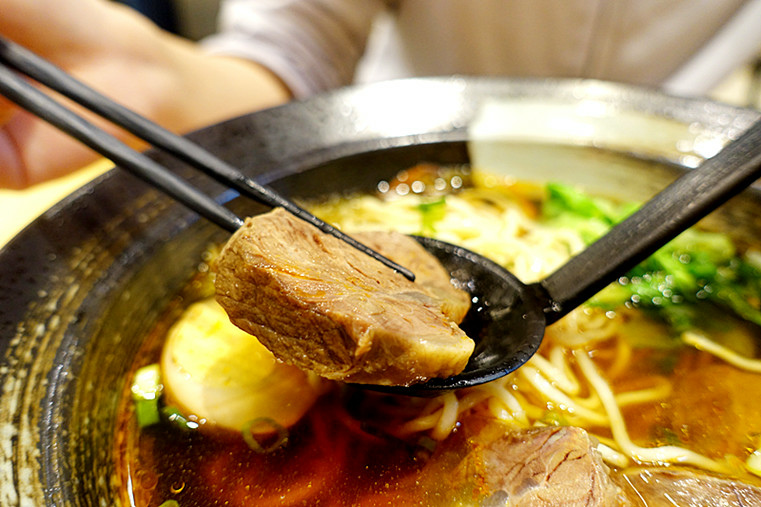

{"left": 0, "top": 160, "right": 111, "bottom": 247}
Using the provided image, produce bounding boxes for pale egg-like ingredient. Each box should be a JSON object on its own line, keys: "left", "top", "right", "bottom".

{"left": 161, "top": 298, "right": 325, "bottom": 433}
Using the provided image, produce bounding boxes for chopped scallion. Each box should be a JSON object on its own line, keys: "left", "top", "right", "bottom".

{"left": 418, "top": 197, "right": 447, "bottom": 234}
{"left": 131, "top": 364, "right": 163, "bottom": 428}
{"left": 161, "top": 405, "right": 199, "bottom": 431}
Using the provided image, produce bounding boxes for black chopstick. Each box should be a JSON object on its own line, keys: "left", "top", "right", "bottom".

{"left": 0, "top": 36, "right": 415, "bottom": 281}
{"left": 0, "top": 62, "right": 246, "bottom": 232}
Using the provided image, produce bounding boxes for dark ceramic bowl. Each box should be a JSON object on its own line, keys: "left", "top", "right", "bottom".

{"left": 1, "top": 77, "right": 759, "bottom": 505}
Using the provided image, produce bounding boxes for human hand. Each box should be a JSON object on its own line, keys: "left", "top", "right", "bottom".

{"left": 0, "top": 0, "right": 289, "bottom": 189}
{"left": 0, "top": 0, "right": 166, "bottom": 187}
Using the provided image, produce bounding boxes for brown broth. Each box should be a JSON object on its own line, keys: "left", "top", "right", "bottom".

{"left": 119, "top": 385, "right": 486, "bottom": 506}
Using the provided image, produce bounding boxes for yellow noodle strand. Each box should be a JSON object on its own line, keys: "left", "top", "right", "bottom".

{"left": 605, "top": 335, "right": 633, "bottom": 380}
{"left": 509, "top": 390, "right": 548, "bottom": 422}
{"left": 614, "top": 377, "right": 671, "bottom": 407}
{"left": 576, "top": 352, "right": 729, "bottom": 474}
{"left": 549, "top": 346, "right": 581, "bottom": 394}
{"left": 528, "top": 353, "right": 580, "bottom": 395}
{"left": 596, "top": 441, "right": 630, "bottom": 468}
{"left": 431, "top": 392, "right": 460, "bottom": 441}
{"left": 518, "top": 365, "right": 609, "bottom": 426}
{"left": 478, "top": 381, "right": 529, "bottom": 426}
{"left": 683, "top": 331, "right": 761, "bottom": 373}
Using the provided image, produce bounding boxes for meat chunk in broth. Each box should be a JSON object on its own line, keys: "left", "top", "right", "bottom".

{"left": 476, "top": 426, "right": 629, "bottom": 506}
{"left": 214, "top": 208, "right": 474, "bottom": 386}
{"left": 461, "top": 424, "right": 761, "bottom": 506}
{"left": 616, "top": 467, "right": 761, "bottom": 506}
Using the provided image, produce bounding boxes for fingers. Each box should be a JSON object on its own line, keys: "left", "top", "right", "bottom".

{"left": 0, "top": 1, "right": 164, "bottom": 188}
{"left": 0, "top": 112, "right": 102, "bottom": 188}
{"left": 0, "top": 0, "right": 291, "bottom": 188}
{"left": 0, "top": 0, "right": 114, "bottom": 187}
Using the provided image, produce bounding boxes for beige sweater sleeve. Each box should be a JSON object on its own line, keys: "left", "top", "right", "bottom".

{"left": 202, "top": 0, "right": 384, "bottom": 98}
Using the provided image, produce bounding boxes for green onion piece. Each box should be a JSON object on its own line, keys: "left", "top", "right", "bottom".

{"left": 540, "top": 410, "right": 569, "bottom": 427}
{"left": 161, "top": 406, "right": 199, "bottom": 431}
{"left": 158, "top": 500, "right": 180, "bottom": 507}
{"left": 241, "top": 417, "right": 289, "bottom": 453}
{"left": 418, "top": 197, "right": 447, "bottom": 234}
{"left": 131, "top": 364, "right": 163, "bottom": 400}
{"left": 131, "top": 364, "right": 163, "bottom": 428}
{"left": 135, "top": 399, "right": 161, "bottom": 428}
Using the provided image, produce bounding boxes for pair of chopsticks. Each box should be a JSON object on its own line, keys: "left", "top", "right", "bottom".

{"left": 0, "top": 36, "right": 414, "bottom": 281}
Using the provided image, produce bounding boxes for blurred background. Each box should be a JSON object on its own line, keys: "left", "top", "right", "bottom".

{"left": 114, "top": 0, "right": 761, "bottom": 109}
{"left": 114, "top": 0, "right": 221, "bottom": 40}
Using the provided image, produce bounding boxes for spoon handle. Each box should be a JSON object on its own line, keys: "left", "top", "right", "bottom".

{"left": 538, "top": 118, "right": 761, "bottom": 324}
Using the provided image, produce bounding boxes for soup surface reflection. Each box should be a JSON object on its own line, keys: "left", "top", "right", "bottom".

{"left": 117, "top": 163, "right": 761, "bottom": 506}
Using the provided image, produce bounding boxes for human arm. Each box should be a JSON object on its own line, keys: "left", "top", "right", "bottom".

{"left": 202, "top": 0, "right": 384, "bottom": 98}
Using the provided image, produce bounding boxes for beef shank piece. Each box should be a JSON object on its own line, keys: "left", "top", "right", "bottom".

{"left": 351, "top": 230, "right": 471, "bottom": 323}
{"left": 214, "top": 208, "right": 474, "bottom": 386}
{"left": 477, "top": 426, "right": 630, "bottom": 506}
{"left": 616, "top": 467, "right": 761, "bottom": 506}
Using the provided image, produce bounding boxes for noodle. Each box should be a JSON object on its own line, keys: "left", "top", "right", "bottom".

{"left": 547, "top": 307, "right": 620, "bottom": 349}
{"left": 614, "top": 376, "right": 671, "bottom": 407}
{"left": 575, "top": 352, "right": 730, "bottom": 474}
{"left": 603, "top": 334, "right": 633, "bottom": 380}
{"left": 517, "top": 365, "right": 609, "bottom": 426}
{"left": 595, "top": 441, "right": 630, "bottom": 468}
{"left": 431, "top": 392, "right": 460, "bottom": 441}
{"left": 683, "top": 331, "right": 761, "bottom": 373}
{"left": 479, "top": 380, "right": 528, "bottom": 427}
{"left": 529, "top": 352, "right": 580, "bottom": 396}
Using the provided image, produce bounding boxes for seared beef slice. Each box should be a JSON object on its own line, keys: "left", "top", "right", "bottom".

{"left": 214, "top": 208, "right": 474, "bottom": 386}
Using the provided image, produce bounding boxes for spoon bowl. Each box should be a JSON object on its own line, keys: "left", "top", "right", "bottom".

{"left": 408, "top": 236, "right": 547, "bottom": 393}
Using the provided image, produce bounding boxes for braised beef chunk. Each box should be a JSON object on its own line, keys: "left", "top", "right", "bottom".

{"left": 478, "top": 426, "right": 629, "bottom": 506}
{"left": 214, "top": 208, "right": 474, "bottom": 386}
{"left": 617, "top": 468, "right": 761, "bottom": 506}
{"left": 352, "top": 230, "right": 470, "bottom": 323}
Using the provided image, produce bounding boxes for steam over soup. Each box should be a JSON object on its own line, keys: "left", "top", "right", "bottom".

{"left": 118, "top": 164, "right": 761, "bottom": 506}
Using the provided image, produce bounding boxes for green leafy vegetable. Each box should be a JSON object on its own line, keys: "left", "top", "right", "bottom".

{"left": 543, "top": 183, "right": 761, "bottom": 332}
{"left": 542, "top": 182, "right": 638, "bottom": 243}
{"left": 417, "top": 197, "right": 447, "bottom": 234}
